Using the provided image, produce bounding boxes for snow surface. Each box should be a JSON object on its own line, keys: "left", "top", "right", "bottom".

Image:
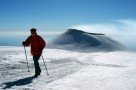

{"left": 0, "top": 46, "right": 136, "bottom": 90}
{"left": 0, "top": 29, "right": 135, "bottom": 90}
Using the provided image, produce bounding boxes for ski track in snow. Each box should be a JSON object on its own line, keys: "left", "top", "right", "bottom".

{"left": 0, "top": 46, "right": 136, "bottom": 90}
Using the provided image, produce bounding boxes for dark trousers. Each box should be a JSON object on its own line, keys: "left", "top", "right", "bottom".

{"left": 33, "top": 55, "right": 41, "bottom": 74}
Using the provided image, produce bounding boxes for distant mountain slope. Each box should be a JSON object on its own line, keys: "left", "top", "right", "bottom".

{"left": 48, "top": 29, "right": 128, "bottom": 52}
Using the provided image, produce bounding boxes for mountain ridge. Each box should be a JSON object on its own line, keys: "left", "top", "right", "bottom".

{"left": 48, "top": 29, "right": 128, "bottom": 52}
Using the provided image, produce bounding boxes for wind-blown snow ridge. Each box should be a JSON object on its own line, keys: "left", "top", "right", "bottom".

{"left": 48, "top": 29, "right": 128, "bottom": 52}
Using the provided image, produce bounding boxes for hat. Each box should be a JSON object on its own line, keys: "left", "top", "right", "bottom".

{"left": 30, "top": 28, "right": 37, "bottom": 32}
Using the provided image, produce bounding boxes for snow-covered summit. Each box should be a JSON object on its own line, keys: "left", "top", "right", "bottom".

{"left": 48, "top": 29, "right": 128, "bottom": 52}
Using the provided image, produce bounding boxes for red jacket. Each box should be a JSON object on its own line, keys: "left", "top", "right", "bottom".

{"left": 24, "top": 35, "right": 46, "bottom": 56}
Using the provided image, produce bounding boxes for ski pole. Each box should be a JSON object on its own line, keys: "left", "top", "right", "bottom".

{"left": 42, "top": 55, "right": 49, "bottom": 75}
{"left": 24, "top": 46, "right": 30, "bottom": 72}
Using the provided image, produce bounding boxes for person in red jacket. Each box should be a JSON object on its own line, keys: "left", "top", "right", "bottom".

{"left": 22, "top": 28, "right": 46, "bottom": 77}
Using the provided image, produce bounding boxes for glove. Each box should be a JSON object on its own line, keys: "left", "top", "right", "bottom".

{"left": 22, "top": 41, "right": 25, "bottom": 46}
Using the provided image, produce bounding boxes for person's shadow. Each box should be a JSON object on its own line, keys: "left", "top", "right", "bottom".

{"left": 2, "top": 76, "right": 36, "bottom": 89}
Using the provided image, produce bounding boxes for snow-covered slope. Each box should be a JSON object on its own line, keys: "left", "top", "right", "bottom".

{"left": 0, "top": 46, "right": 136, "bottom": 90}
{"left": 48, "top": 29, "right": 128, "bottom": 52}
{"left": 0, "top": 30, "right": 133, "bottom": 90}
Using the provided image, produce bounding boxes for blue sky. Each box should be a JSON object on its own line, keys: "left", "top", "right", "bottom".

{"left": 0, "top": 0, "right": 136, "bottom": 31}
